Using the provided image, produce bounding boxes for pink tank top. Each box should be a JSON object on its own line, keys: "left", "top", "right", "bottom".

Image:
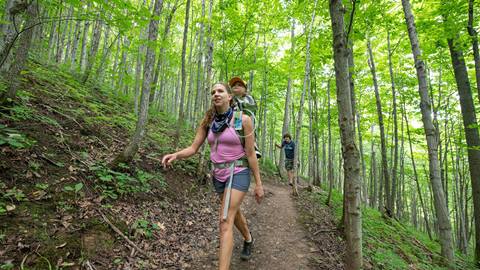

{"left": 207, "top": 120, "right": 247, "bottom": 182}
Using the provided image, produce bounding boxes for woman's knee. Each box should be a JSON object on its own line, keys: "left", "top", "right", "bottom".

{"left": 219, "top": 218, "right": 234, "bottom": 235}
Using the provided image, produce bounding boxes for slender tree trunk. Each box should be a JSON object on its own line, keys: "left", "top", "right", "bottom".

{"left": 404, "top": 100, "right": 433, "bottom": 240}
{"left": 0, "top": 0, "right": 28, "bottom": 71}
{"left": 175, "top": 0, "right": 191, "bottom": 146}
{"left": 150, "top": 0, "right": 178, "bottom": 105}
{"left": 454, "top": 135, "right": 468, "bottom": 254}
{"left": 110, "top": 0, "right": 163, "bottom": 167}
{"left": 63, "top": 6, "right": 74, "bottom": 63}
{"left": 447, "top": 36, "right": 480, "bottom": 266}
{"left": 82, "top": 16, "right": 102, "bottom": 83}
{"left": 387, "top": 31, "right": 398, "bottom": 216}
{"left": 468, "top": 0, "right": 480, "bottom": 105}
{"left": 197, "top": 0, "right": 213, "bottom": 179}
{"left": 193, "top": 0, "right": 205, "bottom": 122}
{"left": 367, "top": 40, "right": 391, "bottom": 216}
{"left": 0, "top": 1, "right": 37, "bottom": 104}
{"left": 370, "top": 143, "right": 377, "bottom": 208}
{"left": 70, "top": 17, "right": 81, "bottom": 68}
{"left": 402, "top": 0, "right": 454, "bottom": 263}
{"left": 280, "top": 19, "right": 295, "bottom": 179}
{"left": 294, "top": 4, "right": 317, "bottom": 196}
{"left": 327, "top": 78, "right": 333, "bottom": 205}
{"left": 79, "top": 14, "right": 90, "bottom": 71}
{"left": 329, "top": 1, "right": 362, "bottom": 268}
{"left": 134, "top": 14, "right": 147, "bottom": 114}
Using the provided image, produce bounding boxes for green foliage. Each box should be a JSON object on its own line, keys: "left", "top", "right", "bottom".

{"left": 0, "top": 262, "right": 14, "bottom": 270}
{"left": 63, "top": 182, "right": 84, "bottom": 193}
{"left": 259, "top": 158, "right": 278, "bottom": 176}
{"left": 303, "top": 188, "right": 476, "bottom": 269}
{"left": 0, "top": 125, "right": 35, "bottom": 149}
{"left": 3, "top": 187, "right": 27, "bottom": 202}
{"left": 132, "top": 218, "right": 159, "bottom": 239}
{"left": 89, "top": 164, "right": 165, "bottom": 200}
{"left": 35, "top": 183, "right": 49, "bottom": 190}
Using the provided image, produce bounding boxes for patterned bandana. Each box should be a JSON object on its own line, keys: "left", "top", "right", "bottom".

{"left": 211, "top": 107, "right": 233, "bottom": 133}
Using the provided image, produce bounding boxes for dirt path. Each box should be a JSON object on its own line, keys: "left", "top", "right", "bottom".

{"left": 190, "top": 182, "right": 318, "bottom": 270}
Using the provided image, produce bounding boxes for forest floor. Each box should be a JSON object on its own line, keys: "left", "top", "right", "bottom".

{"left": 189, "top": 182, "right": 345, "bottom": 270}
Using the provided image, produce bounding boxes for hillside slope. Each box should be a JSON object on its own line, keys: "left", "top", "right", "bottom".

{"left": 0, "top": 61, "right": 221, "bottom": 269}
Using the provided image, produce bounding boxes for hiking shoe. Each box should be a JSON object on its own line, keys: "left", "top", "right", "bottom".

{"left": 240, "top": 235, "right": 254, "bottom": 260}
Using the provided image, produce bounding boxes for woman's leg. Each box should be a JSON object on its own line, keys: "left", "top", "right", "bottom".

{"left": 234, "top": 209, "right": 251, "bottom": 241}
{"left": 218, "top": 189, "right": 247, "bottom": 270}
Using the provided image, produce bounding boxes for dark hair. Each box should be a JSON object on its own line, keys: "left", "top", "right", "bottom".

{"left": 283, "top": 133, "right": 292, "bottom": 140}
{"left": 200, "top": 82, "right": 233, "bottom": 130}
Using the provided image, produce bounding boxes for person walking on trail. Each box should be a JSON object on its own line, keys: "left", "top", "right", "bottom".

{"left": 162, "top": 82, "right": 264, "bottom": 269}
{"left": 228, "top": 76, "right": 261, "bottom": 158}
{"left": 275, "top": 133, "right": 295, "bottom": 186}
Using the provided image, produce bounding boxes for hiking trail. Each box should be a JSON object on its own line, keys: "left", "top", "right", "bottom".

{"left": 189, "top": 181, "right": 344, "bottom": 269}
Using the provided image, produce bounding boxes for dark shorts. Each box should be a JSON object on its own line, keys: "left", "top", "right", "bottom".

{"left": 285, "top": 159, "right": 294, "bottom": 171}
{"left": 212, "top": 168, "right": 251, "bottom": 194}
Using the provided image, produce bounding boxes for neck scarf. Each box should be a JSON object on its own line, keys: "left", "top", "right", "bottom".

{"left": 211, "top": 107, "right": 233, "bottom": 133}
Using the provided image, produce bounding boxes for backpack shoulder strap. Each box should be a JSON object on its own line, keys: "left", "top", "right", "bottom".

{"left": 233, "top": 110, "right": 245, "bottom": 147}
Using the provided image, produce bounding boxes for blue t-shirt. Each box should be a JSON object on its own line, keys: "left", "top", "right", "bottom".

{"left": 281, "top": 140, "right": 295, "bottom": 159}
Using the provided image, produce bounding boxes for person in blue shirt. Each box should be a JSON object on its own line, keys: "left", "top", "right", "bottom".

{"left": 275, "top": 133, "right": 295, "bottom": 186}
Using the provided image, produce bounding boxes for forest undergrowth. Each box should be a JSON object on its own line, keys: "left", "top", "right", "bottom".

{"left": 0, "top": 61, "right": 476, "bottom": 269}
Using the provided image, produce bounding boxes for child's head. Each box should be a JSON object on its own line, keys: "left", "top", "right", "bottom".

{"left": 228, "top": 76, "right": 247, "bottom": 97}
{"left": 283, "top": 133, "right": 292, "bottom": 143}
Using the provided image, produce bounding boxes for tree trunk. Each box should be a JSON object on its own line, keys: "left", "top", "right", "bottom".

{"left": 150, "top": 0, "right": 179, "bottom": 105}
{"left": 63, "top": 6, "right": 74, "bottom": 63}
{"left": 197, "top": 0, "right": 214, "bottom": 179}
{"left": 367, "top": 40, "right": 391, "bottom": 216}
{"left": 329, "top": 0, "right": 362, "bottom": 268}
{"left": 280, "top": 19, "right": 295, "bottom": 179}
{"left": 70, "top": 17, "right": 82, "bottom": 68}
{"left": 402, "top": 0, "right": 454, "bottom": 263}
{"left": 326, "top": 78, "right": 335, "bottom": 205}
{"left": 79, "top": 16, "right": 90, "bottom": 71}
{"left": 294, "top": 4, "right": 317, "bottom": 196}
{"left": 193, "top": 0, "right": 205, "bottom": 122}
{"left": 110, "top": 0, "right": 163, "bottom": 167}
{"left": 0, "top": 1, "right": 37, "bottom": 104}
{"left": 82, "top": 16, "right": 102, "bottom": 83}
{"left": 174, "top": 0, "right": 191, "bottom": 146}
{"left": 134, "top": 13, "right": 147, "bottom": 114}
{"left": 447, "top": 36, "right": 480, "bottom": 266}
{"left": 403, "top": 100, "right": 433, "bottom": 240}
{"left": 468, "top": 0, "right": 480, "bottom": 105}
{"left": 387, "top": 31, "right": 398, "bottom": 216}
{"left": 0, "top": 0, "right": 28, "bottom": 71}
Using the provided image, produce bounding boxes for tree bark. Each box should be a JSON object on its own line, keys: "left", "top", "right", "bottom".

{"left": 279, "top": 19, "right": 295, "bottom": 180}
{"left": 82, "top": 15, "right": 102, "bottom": 83}
{"left": 447, "top": 36, "right": 480, "bottom": 266}
{"left": 367, "top": 39, "right": 391, "bottom": 216}
{"left": 329, "top": 0, "right": 362, "bottom": 268}
{"left": 402, "top": 0, "right": 454, "bottom": 263}
{"left": 174, "top": 0, "right": 191, "bottom": 146}
{"left": 403, "top": 100, "right": 433, "bottom": 240}
{"left": 110, "top": 0, "right": 163, "bottom": 167}
{"left": 0, "top": 1, "right": 37, "bottom": 104}
{"left": 294, "top": 3, "right": 317, "bottom": 196}
{"left": 387, "top": 31, "right": 398, "bottom": 216}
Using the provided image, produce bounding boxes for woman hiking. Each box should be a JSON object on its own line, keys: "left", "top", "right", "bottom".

{"left": 162, "top": 82, "right": 264, "bottom": 269}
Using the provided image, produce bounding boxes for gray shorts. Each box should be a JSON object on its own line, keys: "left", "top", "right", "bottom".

{"left": 212, "top": 168, "right": 251, "bottom": 194}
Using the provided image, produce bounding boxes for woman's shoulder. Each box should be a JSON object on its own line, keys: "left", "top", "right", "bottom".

{"left": 241, "top": 113, "right": 252, "bottom": 122}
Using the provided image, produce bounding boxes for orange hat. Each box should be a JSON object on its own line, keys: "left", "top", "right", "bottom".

{"left": 228, "top": 76, "right": 247, "bottom": 89}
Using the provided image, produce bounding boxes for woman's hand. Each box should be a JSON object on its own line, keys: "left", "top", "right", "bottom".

{"left": 254, "top": 184, "right": 264, "bottom": 204}
{"left": 162, "top": 153, "right": 178, "bottom": 168}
